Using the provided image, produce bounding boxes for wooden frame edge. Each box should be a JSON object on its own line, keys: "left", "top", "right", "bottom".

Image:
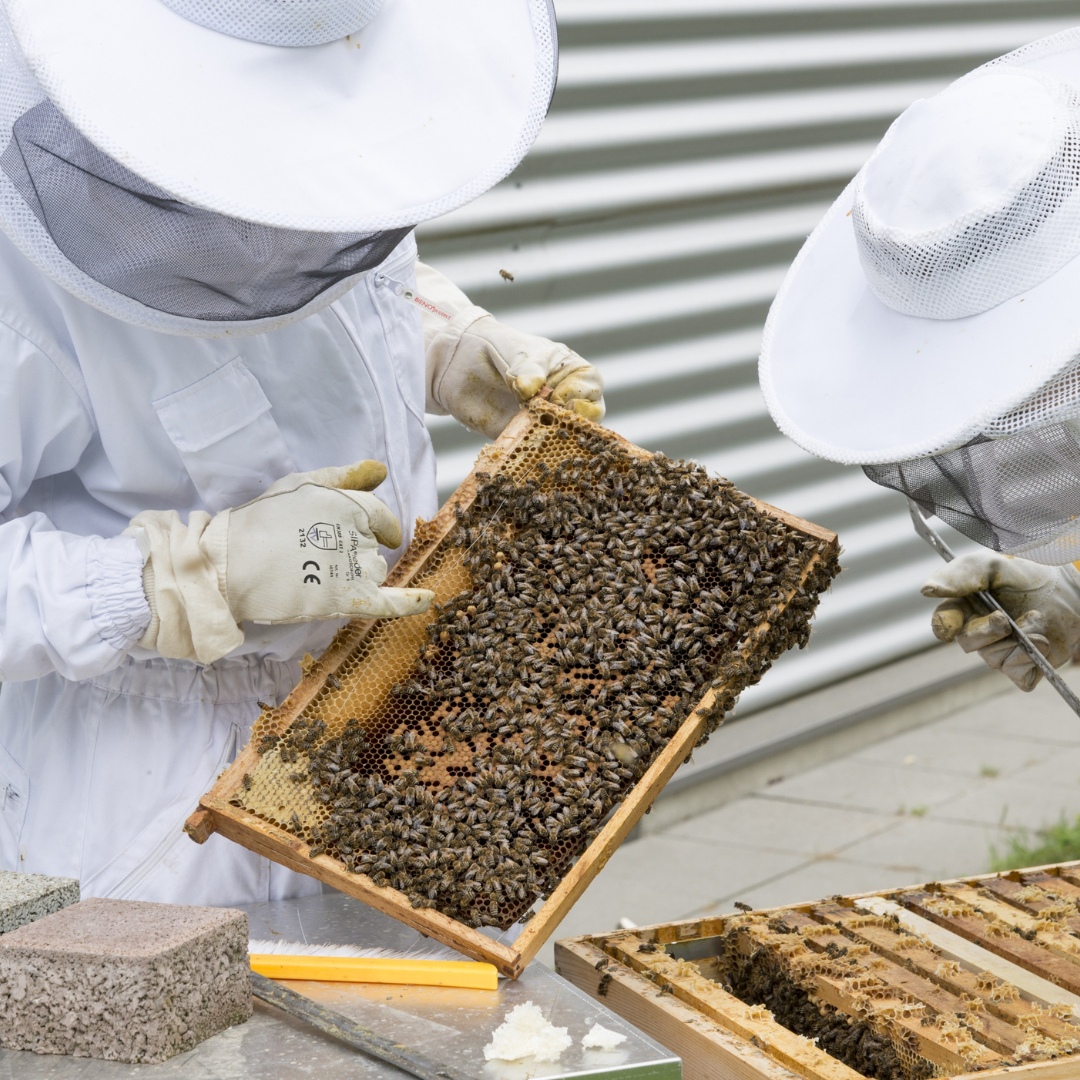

{"left": 201, "top": 793, "right": 518, "bottom": 970}
{"left": 184, "top": 400, "right": 840, "bottom": 977}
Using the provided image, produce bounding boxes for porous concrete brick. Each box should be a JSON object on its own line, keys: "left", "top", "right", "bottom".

{"left": 0, "top": 897, "right": 251, "bottom": 1063}
{"left": 0, "top": 872, "right": 78, "bottom": 934}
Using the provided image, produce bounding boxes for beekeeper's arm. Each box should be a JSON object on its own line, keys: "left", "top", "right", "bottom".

{"left": 0, "top": 324, "right": 150, "bottom": 682}
{"left": 922, "top": 553, "right": 1080, "bottom": 691}
{"left": 416, "top": 261, "right": 605, "bottom": 439}
{"left": 0, "top": 330, "right": 432, "bottom": 679}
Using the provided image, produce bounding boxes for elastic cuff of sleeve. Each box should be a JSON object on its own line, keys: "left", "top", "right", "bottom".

{"left": 138, "top": 561, "right": 161, "bottom": 650}
{"left": 87, "top": 535, "right": 153, "bottom": 653}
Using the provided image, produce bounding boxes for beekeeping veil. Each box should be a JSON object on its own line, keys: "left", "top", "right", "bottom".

{"left": 0, "top": 0, "right": 557, "bottom": 337}
{"left": 760, "top": 27, "right": 1080, "bottom": 566}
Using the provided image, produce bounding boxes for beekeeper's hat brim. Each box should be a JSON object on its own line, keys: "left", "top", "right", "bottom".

{"left": 5, "top": 0, "right": 556, "bottom": 232}
{"left": 759, "top": 27, "right": 1080, "bottom": 467}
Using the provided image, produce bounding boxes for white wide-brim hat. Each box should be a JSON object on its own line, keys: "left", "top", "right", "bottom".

{"left": 5, "top": 0, "right": 556, "bottom": 232}
{"left": 0, "top": 0, "right": 556, "bottom": 336}
{"left": 760, "top": 27, "right": 1080, "bottom": 467}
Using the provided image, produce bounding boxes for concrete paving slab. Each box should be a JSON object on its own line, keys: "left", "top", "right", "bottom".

{"left": 668, "top": 793, "right": 896, "bottom": 857}
{"left": 761, "top": 758, "right": 962, "bottom": 816}
{"left": 1006, "top": 746, "right": 1080, "bottom": 790}
{"left": 932, "top": 776, "right": 1080, "bottom": 833}
{"left": 0, "top": 899, "right": 250, "bottom": 1063}
{"left": 840, "top": 815, "right": 1009, "bottom": 880}
{"left": 935, "top": 678, "right": 1080, "bottom": 744}
{"left": 847, "top": 726, "right": 1055, "bottom": 779}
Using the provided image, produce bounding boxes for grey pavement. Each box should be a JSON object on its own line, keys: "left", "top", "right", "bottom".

{"left": 540, "top": 662, "right": 1080, "bottom": 967}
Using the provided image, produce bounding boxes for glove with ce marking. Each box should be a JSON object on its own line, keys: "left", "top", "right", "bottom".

{"left": 922, "top": 551, "right": 1080, "bottom": 691}
{"left": 415, "top": 260, "right": 605, "bottom": 439}
{"left": 127, "top": 460, "right": 433, "bottom": 665}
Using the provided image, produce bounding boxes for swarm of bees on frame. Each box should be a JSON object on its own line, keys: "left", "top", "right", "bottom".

{"left": 245, "top": 416, "right": 839, "bottom": 929}
{"left": 717, "top": 927, "right": 914, "bottom": 1080}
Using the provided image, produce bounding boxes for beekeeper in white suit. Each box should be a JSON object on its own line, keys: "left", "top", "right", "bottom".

{"left": 760, "top": 29, "right": 1080, "bottom": 696}
{"left": 0, "top": 0, "right": 603, "bottom": 905}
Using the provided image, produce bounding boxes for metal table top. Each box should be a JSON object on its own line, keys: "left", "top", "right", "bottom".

{"left": 0, "top": 892, "right": 680, "bottom": 1080}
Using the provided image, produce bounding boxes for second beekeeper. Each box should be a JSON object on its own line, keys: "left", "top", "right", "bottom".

{"left": 760, "top": 28, "right": 1080, "bottom": 694}
{"left": 0, "top": 0, "right": 603, "bottom": 904}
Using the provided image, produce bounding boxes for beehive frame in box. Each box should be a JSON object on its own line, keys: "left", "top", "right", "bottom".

{"left": 186, "top": 398, "right": 839, "bottom": 977}
{"left": 556, "top": 862, "right": 1080, "bottom": 1080}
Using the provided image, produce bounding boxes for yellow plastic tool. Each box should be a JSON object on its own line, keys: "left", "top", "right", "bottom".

{"left": 249, "top": 954, "right": 498, "bottom": 990}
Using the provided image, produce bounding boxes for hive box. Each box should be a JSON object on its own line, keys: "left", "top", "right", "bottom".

{"left": 0, "top": 871, "right": 78, "bottom": 934}
{"left": 0, "top": 898, "right": 251, "bottom": 1063}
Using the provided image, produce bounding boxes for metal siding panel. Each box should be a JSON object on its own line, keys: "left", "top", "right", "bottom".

{"left": 417, "top": 1, "right": 1080, "bottom": 715}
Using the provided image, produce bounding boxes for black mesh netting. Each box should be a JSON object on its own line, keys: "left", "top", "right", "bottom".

{"left": 863, "top": 422, "right": 1080, "bottom": 553}
{"left": 0, "top": 100, "right": 411, "bottom": 322}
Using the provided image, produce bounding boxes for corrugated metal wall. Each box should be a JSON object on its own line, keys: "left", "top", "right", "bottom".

{"left": 417, "top": 0, "right": 1080, "bottom": 715}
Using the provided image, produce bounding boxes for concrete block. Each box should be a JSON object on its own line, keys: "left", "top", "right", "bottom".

{"left": 0, "top": 872, "right": 78, "bottom": 934}
{"left": 0, "top": 898, "right": 251, "bottom": 1063}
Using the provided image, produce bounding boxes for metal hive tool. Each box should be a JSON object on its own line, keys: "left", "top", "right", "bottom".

{"left": 186, "top": 399, "right": 839, "bottom": 976}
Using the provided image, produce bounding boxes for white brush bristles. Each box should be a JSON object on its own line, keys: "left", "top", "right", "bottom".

{"left": 248, "top": 939, "right": 469, "bottom": 963}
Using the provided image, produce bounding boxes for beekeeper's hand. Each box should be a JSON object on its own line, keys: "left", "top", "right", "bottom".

{"left": 922, "top": 552, "right": 1080, "bottom": 691}
{"left": 126, "top": 460, "right": 433, "bottom": 665}
{"left": 415, "top": 260, "right": 604, "bottom": 439}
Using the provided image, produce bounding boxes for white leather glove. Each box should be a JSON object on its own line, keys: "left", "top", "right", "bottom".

{"left": 127, "top": 460, "right": 433, "bottom": 665}
{"left": 415, "top": 260, "right": 605, "bottom": 439}
{"left": 922, "top": 552, "right": 1080, "bottom": 691}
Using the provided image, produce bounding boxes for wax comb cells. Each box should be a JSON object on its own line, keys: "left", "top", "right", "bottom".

{"left": 238, "top": 402, "right": 839, "bottom": 929}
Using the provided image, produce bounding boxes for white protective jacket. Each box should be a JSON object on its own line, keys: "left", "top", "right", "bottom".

{"left": 0, "top": 231, "right": 437, "bottom": 906}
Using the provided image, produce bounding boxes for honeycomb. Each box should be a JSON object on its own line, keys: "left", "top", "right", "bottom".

{"left": 694, "top": 911, "right": 1080, "bottom": 1079}
{"left": 234, "top": 401, "right": 839, "bottom": 929}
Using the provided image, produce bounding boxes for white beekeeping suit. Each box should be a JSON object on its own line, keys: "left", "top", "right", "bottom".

{"left": 0, "top": 0, "right": 603, "bottom": 905}
{"left": 759, "top": 30, "right": 1080, "bottom": 695}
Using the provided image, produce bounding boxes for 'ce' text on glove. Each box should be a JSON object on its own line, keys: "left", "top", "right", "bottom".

{"left": 127, "top": 460, "right": 433, "bottom": 665}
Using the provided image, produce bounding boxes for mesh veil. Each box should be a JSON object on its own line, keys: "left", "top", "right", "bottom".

{"left": 864, "top": 423, "right": 1080, "bottom": 564}
{"left": 0, "top": 11, "right": 415, "bottom": 336}
{"left": 159, "top": 0, "right": 384, "bottom": 47}
{"left": 0, "top": 100, "right": 410, "bottom": 324}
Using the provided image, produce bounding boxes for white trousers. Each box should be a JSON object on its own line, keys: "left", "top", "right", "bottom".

{"left": 0, "top": 655, "right": 323, "bottom": 906}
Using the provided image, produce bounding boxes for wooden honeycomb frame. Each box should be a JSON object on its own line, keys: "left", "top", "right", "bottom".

{"left": 556, "top": 861, "right": 1080, "bottom": 1080}
{"left": 185, "top": 400, "right": 838, "bottom": 978}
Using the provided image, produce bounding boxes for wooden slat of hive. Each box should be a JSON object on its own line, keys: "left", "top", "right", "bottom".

{"left": 902, "top": 889, "right": 1080, "bottom": 998}
{"left": 969, "top": 1059, "right": 1080, "bottom": 1078}
{"left": 770, "top": 909, "right": 1023, "bottom": 1059}
{"left": 731, "top": 914, "right": 1002, "bottom": 1073}
{"left": 981, "top": 873, "right": 1080, "bottom": 934}
{"left": 854, "top": 897, "right": 1080, "bottom": 1020}
{"left": 186, "top": 399, "right": 839, "bottom": 977}
{"left": 601, "top": 930, "right": 862, "bottom": 1080}
{"left": 554, "top": 935, "right": 804, "bottom": 1080}
{"left": 810, "top": 902, "right": 1080, "bottom": 1044}
{"left": 1051, "top": 866, "right": 1080, "bottom": 892}
{"left": 948, "top": 885, "right": 1080, "bottom": 976}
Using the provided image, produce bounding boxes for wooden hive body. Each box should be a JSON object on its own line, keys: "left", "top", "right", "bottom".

{"left": 556, "top": 861, "right": 1080, "bottom": 1079}
{"left": 186, "top": 400, "right": 838, "bottom": 977}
